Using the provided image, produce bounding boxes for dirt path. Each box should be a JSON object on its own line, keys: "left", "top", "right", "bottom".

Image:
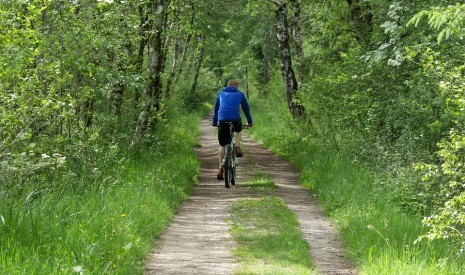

{"left": 145, "top": 114, "right": 357, "bottom": 274}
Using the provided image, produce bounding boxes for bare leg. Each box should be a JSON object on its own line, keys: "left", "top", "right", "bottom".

{"left": 235, "top": 131, "right": 242, "bottom": 147}
{"left": 218, "top": 146, "right": 225, "bottom": 169}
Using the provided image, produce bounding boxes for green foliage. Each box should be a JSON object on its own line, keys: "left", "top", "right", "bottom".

{"left": 0, "top": 109, "right": 202, "bottom": 274}
{"left": 408, "top": 3, "right": 465, "bottom": 44}
{"left": 257, "top": 0, "right": 465, "bottom": 263}
{"left": 249, "top": 91, "right": 465, "bottom": 273}
{"left": 4, "top": 0, "right": 465, "bottom": 271}
{"left": 0, "top": 0, "right": 216, "bottom": 272}
{"left": 404, "top": 3, "right": 465, "bottom": 255}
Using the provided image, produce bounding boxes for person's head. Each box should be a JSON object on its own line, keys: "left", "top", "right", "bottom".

{"left": 227, "top": 79, "right": 239, "bottom": 88}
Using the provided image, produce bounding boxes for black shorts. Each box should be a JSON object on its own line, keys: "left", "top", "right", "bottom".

{"left": 218, "top": 120, "right": 242, "bottom": 146}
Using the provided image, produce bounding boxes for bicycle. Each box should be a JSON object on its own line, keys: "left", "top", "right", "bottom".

{"left": 222, "top": 123, "right": 248, "bottom": 188}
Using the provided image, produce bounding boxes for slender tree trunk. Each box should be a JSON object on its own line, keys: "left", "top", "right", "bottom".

{"left": 289, "top": 0, "right": 304, "bottom": 85}
{"left": 131, "top": 0, "right": 169, "bottom": 147}
{"left": 133, "top": 5, "right": 149, "bottom": 106}
{"left": 83, "top": 97, "right": 94, "bottom": 128}
{"left": 158, "top": 5, "right": 170, "bottom": 100}
{"left": 183, "top": 49, "right": 197, "bottom": 81}
{"left": 274, "top": 0, "right": 304, "bottom": 119}
{"left": 263, "top": 27, "right": 272, "bottom": 96}
{"left": 173, "top": 33, "right": 192, "bottom": 83}
{"left": 165, "top": 27, "right": 181, "bottom": 97}
{"left": 109, "top": 82, "right": 125, "bottom": 117}
{"left": 166, "top": 4, "right": 195, "bottom": 96}
{"left": 190, "top": 38, "right": 205, "bottom": 94}
{"left": 109, "top": 41, "right": 131, "bottom": 118}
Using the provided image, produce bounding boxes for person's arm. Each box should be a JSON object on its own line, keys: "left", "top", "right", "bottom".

{"left": 212, "top": 95, "right": 220, "bottom": 126}
{"left": 240, "top": 94, "right": 253, "bottom": 125}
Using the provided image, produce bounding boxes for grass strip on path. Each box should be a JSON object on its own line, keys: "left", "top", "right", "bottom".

{"left": 229, "top": 177, "right": 316, "bottom": 274}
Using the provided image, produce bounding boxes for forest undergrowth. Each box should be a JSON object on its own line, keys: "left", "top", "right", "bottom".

{"left": 248, "top": 92, "right": 465, "bottom": 274}
{"left": 0, "top": 105, "right": 209, "bottom": 274}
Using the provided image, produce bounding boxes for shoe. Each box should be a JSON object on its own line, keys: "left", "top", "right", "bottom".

{"left": 217, "top": 168, "right": 224, "bottom": 180}
{"left": 235, "top": 147, "right": 244, "bottom": 157}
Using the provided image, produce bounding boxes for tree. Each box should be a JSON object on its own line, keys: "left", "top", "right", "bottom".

{"left": 190, "top": 36, "right": 205, "bottom": 94}
{"left": 272, "top": 0, "right": 304, "bottom": 119}
{"left": 289, "top": 0, "right": 304, "bottom": 85}
{"left": 132, "top": 0, "right": 171, "bottom": 147}
{"left": 408, "top": 2, "right": 465, "bottom": 256}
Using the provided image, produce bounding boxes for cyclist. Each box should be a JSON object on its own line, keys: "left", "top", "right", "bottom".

{"left": 212, "top": 79, "right": 253, "bottom": 180}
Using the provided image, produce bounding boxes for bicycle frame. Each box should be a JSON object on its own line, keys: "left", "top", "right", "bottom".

{"left": 222, "top": 123, "right": 247, "bottom": 188}
{"left": 223, "top": 123, "right": 237, "bottom": 188}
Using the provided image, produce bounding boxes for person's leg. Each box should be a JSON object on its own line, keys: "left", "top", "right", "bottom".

{"left": 233, "top": 121, "right": 244, "bottom": 157}
{"left": 217, "top": 122, "right": 228, "bottom": 180}
{"left": 218, "top": 146, "right": 225, "bottom": 168}
{"left": 235, "top": 131, "right": 241, "bottom": 147}
{"left": 234, "top": 130, "right": 244, "bottom": 157}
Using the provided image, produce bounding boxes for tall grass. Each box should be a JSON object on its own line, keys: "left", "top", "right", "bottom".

{"left": 248, "top": 92, "right": 465, "bottom": 274}
{"left": 0, "top": 107, "right": 207, "bottom": 274}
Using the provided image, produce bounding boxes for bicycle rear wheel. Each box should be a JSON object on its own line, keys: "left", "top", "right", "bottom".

{"left": 224, "top": 145, "right": 232, "bottom": 188}
{"left": 231, "top": 144, "right": 236, "bottom": 185}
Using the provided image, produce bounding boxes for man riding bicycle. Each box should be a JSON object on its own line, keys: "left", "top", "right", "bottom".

{"left": 212, "top": 79, "right": 253, "bottom": 180}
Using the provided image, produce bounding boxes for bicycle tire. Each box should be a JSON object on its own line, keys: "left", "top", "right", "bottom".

{"left": 224, "top": 145, "right": 232, "bottom": 188}
{"left": 231, "top": 144, "right": 236, "bottom": 185}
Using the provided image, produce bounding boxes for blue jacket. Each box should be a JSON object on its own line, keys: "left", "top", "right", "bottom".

{"left": 212, "top": 87, "right": 252, "bottom": 126}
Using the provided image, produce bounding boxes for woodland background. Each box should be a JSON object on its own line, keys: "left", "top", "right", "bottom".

{"left": 2, "top": 0, "right": 465, "bottom": 273}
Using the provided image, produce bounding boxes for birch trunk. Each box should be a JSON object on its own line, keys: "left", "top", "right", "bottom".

{"left": 289, "top": 0, "right": 304, "bottom": 85}
{"left": 274, "top": 0, "right": 304, "bottom": 119}
{"left": 131, "top": 0, "right": 168, "bottom": 147}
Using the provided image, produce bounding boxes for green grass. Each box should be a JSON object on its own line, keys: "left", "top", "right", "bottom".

{"left": 242, "top": 174, "right": 276, "bottom": 190}
{"left": 0, "top": 110, "right": 205, "bottom": 274}
{"left": 248, "top": 94, "right": 465, "bottom": 274}
{"left": 229, "top": 195, "right": 316, "bottom": 274}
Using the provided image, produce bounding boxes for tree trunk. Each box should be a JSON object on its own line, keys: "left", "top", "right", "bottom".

{"left": 83, "top": 96, "right": 94, "bottom": 128}
{"left": 274, "top": 0, "right": 304, "bottom": 119}
{"left": 133, "top": 5, "right": 149, "bottom": 107}
{"left": 165, "top": 27, "right": 181, "bottom": 97}
{"left": 190, "top": 38, "right": 205, "bottom": 94}
{"left": 131, "top": 0, "right": 169, "bottom": 147}
{"left": 263, "top": 27, "right": 272, "bottom": 96}
{"left": 109, "top": 82, "right": 125, "bottom": 117}
{"left": 166, "top": 5, "right": 195, "bottom": 96}
{"left": 174, "top": 33, "right": 192, "bottom": 83}
{"left": 109, "top": 39, "right": 132, "bottom": 118}
{"left": 289, "top": 0, "right": 304, "bottom": 85}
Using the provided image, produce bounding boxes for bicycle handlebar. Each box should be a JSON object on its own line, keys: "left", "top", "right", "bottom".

{"left": 213, "top": 123, "right": 253, "bottom": 128}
